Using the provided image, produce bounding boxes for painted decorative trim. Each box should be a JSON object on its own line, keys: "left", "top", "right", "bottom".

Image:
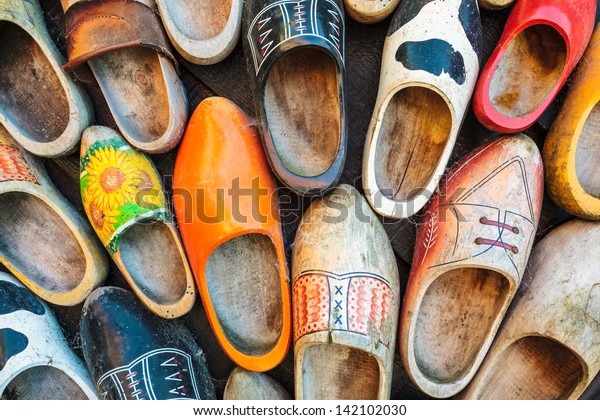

{"left": 293, "top": 270, "right": 393, "bottom": 347}
{"left": 0, "top": 144, "right": 39, "bottom": 184}
{"left": 97, "top": 348, "right": 200, "bottom": 400}
{"left": 80, "top": 137, "right": 168, "bottom": 254}
{"left": 247, "top": 0, "right": 344, "bottom": 75}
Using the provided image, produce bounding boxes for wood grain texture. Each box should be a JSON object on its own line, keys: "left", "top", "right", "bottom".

{"left": 363, "top": 0, "right": 482, "bottom": 219}
{"left": 224, "top": 367, "right": 290, "bottom": 400}
{"left": 156, "top": 0, "right": 242, "bottom": 65}
{"left": 344, "top": 0, "right": 400, "bottom": 24}
{"left": 6, "top": 0, "right": 597, "bottom": 400}
{"left": 474, "top": 0, "right": 596, "bottom": 133}
{"left": 458, "top": 219, "right": 600, "bottom": 400}
{"left": 264, "top": 49, "right": 341, "bottom": 178}
{"left": 0, "top": 0, "right": 93, "bottom": 157}
{"left": 489, "top": 26, "right": 566, "bottom": 118}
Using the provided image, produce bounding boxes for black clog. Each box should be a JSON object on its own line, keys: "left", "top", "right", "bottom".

{"left": 242, "top": 0, "right": 347, "bottom": 196}
{"left": 80, "top": 287, "right": 216, "bottom": 400}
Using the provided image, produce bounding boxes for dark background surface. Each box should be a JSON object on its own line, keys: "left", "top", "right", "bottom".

{"left": 1, "top": 0, "right": 597, "bottom": 399}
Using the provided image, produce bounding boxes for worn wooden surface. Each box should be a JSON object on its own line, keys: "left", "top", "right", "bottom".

{"left": 1, "top": 0, "right": 598, "bottom": 399}
{"left": 459, "top": 219, "right": 600, "bottom": 400}
{"left": 543, "top": 26, "right": 600, "bottom": 220}
{"left": 399, "top": 135, "right": 545, "bottom": 399}
{"left": 489, "top": 25, "right": 567, "bottom": 119}
{"left": 292, "top": 185, "right": 400, "bottom": 399}
{"left": 155, "top": 0, "right": 241, "bottom": 65}
{"left": 224, "top": 367, "right": 290, "bottom": 400}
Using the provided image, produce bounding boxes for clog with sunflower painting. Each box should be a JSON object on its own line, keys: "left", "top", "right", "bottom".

{"left": 80, "top": 126, "right": 195, "bottom": 318}
{"left": 0, "top": 125, "right": 108, "bottom": 306}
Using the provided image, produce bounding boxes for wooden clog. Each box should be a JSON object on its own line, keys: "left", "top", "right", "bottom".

{"left": 81, "top": 287, "right": 216, "bottom": 400}
{"left": 243, "top": 0, "right": 347, "bottom": 196}
{"left": 224, "top": 367, "right": 290, "bottom": 400}
{"left": 0, "top": 126, "right": 108, "bottom": 306}
{"left": 344, "top": 0, "right": 400, "bottom": 24}
{"left": 0, "top": 272, "right": 97, "bottom": 400}
{"left": 400, "top": 135, "right": 544, "bottom": 398}
{"left": 61, "top": 0, "right": 187, "bottom": 154}
{"left": 0, "top": 0, "right": 93, "bottom": 157}
{"left": 155, "top": 0, "right": 242, "bottom": 64}
{"left": 543, "top": 27, "right": 600, "bottom": 220}
{"left": 363, "top": 0, "right": 482, "bottom": 219}
{"left": 173, "top": 97, "right": 291, "bottom": 372}
{"left": 473, "top": 0, "right": 596, "bottom": 133}
{"left": 478, "top": 0, "right": 514, "bottom": 10}
{"left": 80, "top": 126, "right": 195, "bottom": 318}
{"left": 292, "top": 184, "right": 400, "bottom": 400}
{"left": 458, "top": 219, "right": 600, "bottom": 400}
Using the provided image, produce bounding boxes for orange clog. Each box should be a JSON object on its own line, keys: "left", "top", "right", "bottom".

{"left": 173, "top": 97, "right": 291, "bottom": 372}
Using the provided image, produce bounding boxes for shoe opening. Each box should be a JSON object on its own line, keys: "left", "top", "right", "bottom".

{"left": 205, "top": 233, "right": 283, "bottom": 356}
{"left": 475, "top": 336, "right": 584, "bottom": 400}
{"left": 0, "top": 192, "right": 86, "bottom": 294}
{"left": 414, "top": 267, "right": 510, "bottom": 383}
{"left": 265, "top": 48, "right": 341, "bottom": 178}
{"left": 576, "top": 101, "right": 600, "bottom": 199}
{"left": 374, "top": 87, "right": 452, "bottom": 202}
{"left": 119, "top": 222, "right": 187, "bottom": 306}
{"left": 3, "top": 366, "right": 89, "bottom": 400}
{"left": 301, "top": 343, "right": 380, "bottom": 399}
{"left": 0, "top": 22, "right": 69, "bottom": 143}
{"left": 489, "top": 25, "right": 566, "bottom": 118}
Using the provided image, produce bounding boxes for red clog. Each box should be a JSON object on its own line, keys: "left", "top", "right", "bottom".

{"left": 473, "top": 0, "right": 595, "bottom": 133}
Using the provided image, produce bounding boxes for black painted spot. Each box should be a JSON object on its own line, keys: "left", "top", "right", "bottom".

{"left": 0, "top": 281, "right": 45, "bottom": 316}
{"left": 396, "top": 39, "right": 466, "bottom": 85}
{"left": 388, "top": 0, "right": 436, "bottom": 36}
{"left": 459, "top": 0, "right": 483, "bottom": 59}
{"left": 0, "top": 329, "right": 29, "bottom": 370}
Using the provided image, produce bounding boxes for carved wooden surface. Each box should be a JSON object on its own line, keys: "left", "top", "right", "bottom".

{"left": 1, "top": 0, "right": 598, "bottom": 399}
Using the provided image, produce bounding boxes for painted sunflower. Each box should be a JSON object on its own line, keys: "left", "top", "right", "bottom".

{"left": 82, "top": 189, "right": 120, "bottom": 245}
{"left": 83, "top": 146, "right": 143, "bottom": 211}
